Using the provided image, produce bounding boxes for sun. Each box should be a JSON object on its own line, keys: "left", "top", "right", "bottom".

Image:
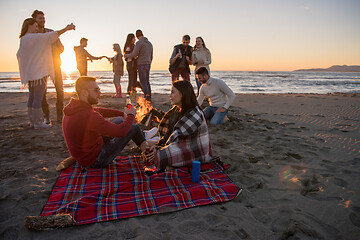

{"left": 60, "top": 49, "right": 77, "bottom": 74}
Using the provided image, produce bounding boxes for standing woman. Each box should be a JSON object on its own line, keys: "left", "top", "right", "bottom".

{"left": 123, "top": 33, "right": 138, "bottom": 94}
{"left": 17, "top": 18, "right": 75, "bottom": 129}
{"left": 107, "top": 43, "right": 124, "bottom": 98}
{"left": 192, "top": 37, "right": 211, "bottom": 95}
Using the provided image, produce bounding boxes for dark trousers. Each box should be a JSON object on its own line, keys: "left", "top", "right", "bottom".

{"left": 171, "top": 68, "right": 190, "bottom": 82}
{"left": 90, "top": 117, "right": 146, "bottom": 168}
{"left": 126, "top": 61, "right": 138, "bottom": 93}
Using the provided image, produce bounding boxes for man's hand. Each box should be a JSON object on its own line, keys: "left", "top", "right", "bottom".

{"left": 125, "top": 106, "right": 137, "bottom": 117}
{"left": 175, "top": 52, "right": 182, "bottom": 59}
{"left": 216, "top": 107, "right": 226, "bottom": 113}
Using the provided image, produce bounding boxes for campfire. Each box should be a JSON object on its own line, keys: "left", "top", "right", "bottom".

{"left": 134, "top": 96, "right": 164, "bottom": 127}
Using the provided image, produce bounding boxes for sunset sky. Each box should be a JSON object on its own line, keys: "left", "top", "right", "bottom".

{"left": 0, "top": 0, "right": 359, "bottom": 72}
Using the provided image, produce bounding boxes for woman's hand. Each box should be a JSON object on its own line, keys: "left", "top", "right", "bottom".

{"left": 66, "top": 23, "right": 75, "bottom": 31}
{"left": 216, "top": 107, "right": 226, "bottom": 113}
{"left": 143, "top": 145, "right": 156, "bottom": 165}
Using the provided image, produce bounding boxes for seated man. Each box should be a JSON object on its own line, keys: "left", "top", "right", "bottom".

{"left": 196, "top": 67, "right": 235, "bottom": 125}
{"left": 62, "top": 76, "right": 153, "bottom": 168}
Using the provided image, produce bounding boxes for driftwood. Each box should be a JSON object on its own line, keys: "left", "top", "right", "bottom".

{"left": 24, "top": 214, "right": 75, "bottom": 230}
{"left": 56, "top": 156, "right": 76, "bottom": 171}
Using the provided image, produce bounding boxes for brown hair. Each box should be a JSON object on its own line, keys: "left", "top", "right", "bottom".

{"left": 172, "top": 80, "right": 198, "bottom": 114}
{"left": 19, "top": 18, "right": 36, "bottom": 38}
{"left": 195, "top": 67, "right": 209, "bottom": 76}
{"left": 31, "top": 10, "right": 44, "bottom": 18}
{"left": 75, "top": 76, "right": 96, "bottom": 95}
{"left": 136, "top": 29, "right": 143, "bottom": 38}
{"left": 182, "top": 35, "right": 190, "bottom": 41}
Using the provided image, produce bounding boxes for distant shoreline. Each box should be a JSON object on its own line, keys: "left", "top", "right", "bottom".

{"left": 1, "top": 66, "right": 360, "bottom": 74}
{"left": 294, "top": 65, "right": 360, "bottom": 72}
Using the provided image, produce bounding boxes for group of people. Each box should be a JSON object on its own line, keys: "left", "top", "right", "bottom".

{"left": 16, "top": 10, "right": 235, "bottom": 173}
{"left": 74, "top": 30, "right": 153, "bottom": 101}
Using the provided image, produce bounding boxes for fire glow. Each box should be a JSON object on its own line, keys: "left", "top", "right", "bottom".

{"left": 135, "top": 96, "right": 153, "bottom": 124}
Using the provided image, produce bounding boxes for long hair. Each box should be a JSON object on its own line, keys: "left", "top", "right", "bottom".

{"left": 123, "top": 33, "right": 135, "bottom": 54}
{"left": 19, "top": 18, "right": 36, "bottom": 38}
{"left": 172, "top": 80, "right": 198, "bottom": 115}
{"left": 193, "top": 36, "right": 207, "bottom": 51}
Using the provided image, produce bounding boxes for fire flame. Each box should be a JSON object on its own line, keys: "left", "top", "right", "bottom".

{"left": 135, "top": 96, "right": 153, "bottom": 123}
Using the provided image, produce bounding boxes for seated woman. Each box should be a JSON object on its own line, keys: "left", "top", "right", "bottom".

{"left": 145, "top": 80, "right": 212, "bottom": 171}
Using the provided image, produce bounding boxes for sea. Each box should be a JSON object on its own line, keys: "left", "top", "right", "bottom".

{"left": 0, "top": 71, "right": 359, "bottom": 94}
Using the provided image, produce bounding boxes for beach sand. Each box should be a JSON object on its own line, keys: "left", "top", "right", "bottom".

{"left": 0, "top": 92, "right": 359, "bottom": 239}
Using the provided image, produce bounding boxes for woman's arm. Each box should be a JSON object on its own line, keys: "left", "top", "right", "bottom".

{"left": 204, "top": 49, "right": 211, "bottom": 65}
{"left": 56, "top": 23, "right": 75, "bottom": 37}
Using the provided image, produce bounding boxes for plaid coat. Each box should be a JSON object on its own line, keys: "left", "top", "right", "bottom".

{"left": 155, "top": 106, "right": 212, "bottom": 169}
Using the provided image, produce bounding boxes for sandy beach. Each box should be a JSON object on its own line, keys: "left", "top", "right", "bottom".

{"left": 0, "top": 92, "right": 359, "bottom": 239}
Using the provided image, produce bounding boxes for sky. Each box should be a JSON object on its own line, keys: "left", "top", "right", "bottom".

{"left": 0, "top": 0, "right": 359, "bottom": 72}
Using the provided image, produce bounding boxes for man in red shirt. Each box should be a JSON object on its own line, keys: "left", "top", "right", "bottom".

{"left": 62, "top": 76, "right": 150, "bottom": 168}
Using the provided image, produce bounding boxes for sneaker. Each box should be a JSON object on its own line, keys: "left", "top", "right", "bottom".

{"left": 144, "top": 127, "right": 158, "bottom": 140}
{"left": 44, "top": 117, "right": 51, "bottom": 124}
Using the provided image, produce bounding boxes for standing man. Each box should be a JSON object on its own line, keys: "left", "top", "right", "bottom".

{"left": 124, "top": 29, "right": 153, "bottom": 101}
{"left": 32, "top": 10, "right": 64, "bottom": 123}
{"left": 196, "top": 67, "right": 235, "bottom": 125}
{"left": 169, "top": 35, "right": 192, "bottom": 82}
{"left": 74, "top": 38, "right": 103, "bottom": 76}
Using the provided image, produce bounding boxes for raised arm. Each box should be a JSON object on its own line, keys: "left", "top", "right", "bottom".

{"left": 56, "top": 23, "right": 75, "bottom": 37}
{"left": 124, "top": 43, "right": 140, "bottom": 59}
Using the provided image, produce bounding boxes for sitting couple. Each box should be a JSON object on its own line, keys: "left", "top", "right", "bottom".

{"left": 60, "top": 77, "right": 212, "bottom": 171}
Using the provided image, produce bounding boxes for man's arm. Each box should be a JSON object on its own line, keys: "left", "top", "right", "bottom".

{"left": 220, "top": 80, "right": 235, "bottom": 109}
{"left": 93, "top": 107, "right": 124, "bottom": 118}
{"left": 124, "top": 42, "right": 141, "bottom": 59}
{"left": 84, "top": 49, "right": 101, "bottom": 60}
{"left": 197, "top": 86, "right": 205, "bottom": 106}
{"left": 169, "top": 48, "right": 178, "bottom": 65}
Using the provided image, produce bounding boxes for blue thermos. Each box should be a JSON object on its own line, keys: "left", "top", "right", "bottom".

{"left": 191, "top": 161, "right": 201, "bottom": 183}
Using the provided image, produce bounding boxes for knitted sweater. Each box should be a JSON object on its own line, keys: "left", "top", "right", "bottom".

{"left": 197, "top": 77, "right": 235, "bottom": 109}
{"left": 192, "top": 47, "right": 211, "bottom": 73}
{"left": 17, "top": 31, "right": 59, "bottom": 86}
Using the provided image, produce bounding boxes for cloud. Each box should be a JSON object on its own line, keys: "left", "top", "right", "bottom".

{"left": 302, "top": 6, "right": 310, "bottom": 10}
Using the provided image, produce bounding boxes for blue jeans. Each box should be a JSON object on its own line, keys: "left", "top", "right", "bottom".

{"left": 28, "top": 82, "right": 46, "bottom": 109}
{"left": 138, "top": 64, "right": 151, "bottom": 100}
{"left": 91, "top": 117, "right": 146, "bottom": 168}
{"left": 195, "top": 74, "right": 202, "bottom": 95}
{"left": 203, "top": 106, "right": 228, "bottom": 125}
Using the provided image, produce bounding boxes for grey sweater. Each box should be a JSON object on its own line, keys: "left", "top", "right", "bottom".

{"left": 124, "top": 37, "right": 153, "bottom": 65}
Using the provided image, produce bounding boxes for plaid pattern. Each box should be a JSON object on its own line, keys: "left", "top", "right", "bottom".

{"left": 156, "top": 106, "right": 212, "bottom": 169}
{"left": 41, "top": 156, "right": 240, "bottom": 225}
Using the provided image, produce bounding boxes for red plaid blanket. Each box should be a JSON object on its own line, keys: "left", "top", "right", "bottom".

{"left": 41, "top": 156, "right": 241, "bottom": 225}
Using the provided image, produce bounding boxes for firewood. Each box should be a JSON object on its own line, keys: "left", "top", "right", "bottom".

{"left": 24, "top": 214, "right": 75, "bottom": 230}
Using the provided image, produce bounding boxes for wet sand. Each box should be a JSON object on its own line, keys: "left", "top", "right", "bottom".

{"left": 0, "top": 92, "right": 359, "bottom": 239}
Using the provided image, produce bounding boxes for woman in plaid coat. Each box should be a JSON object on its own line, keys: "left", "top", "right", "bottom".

{"left": 147, "top": 80, "right": 212, "bottom": 170}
